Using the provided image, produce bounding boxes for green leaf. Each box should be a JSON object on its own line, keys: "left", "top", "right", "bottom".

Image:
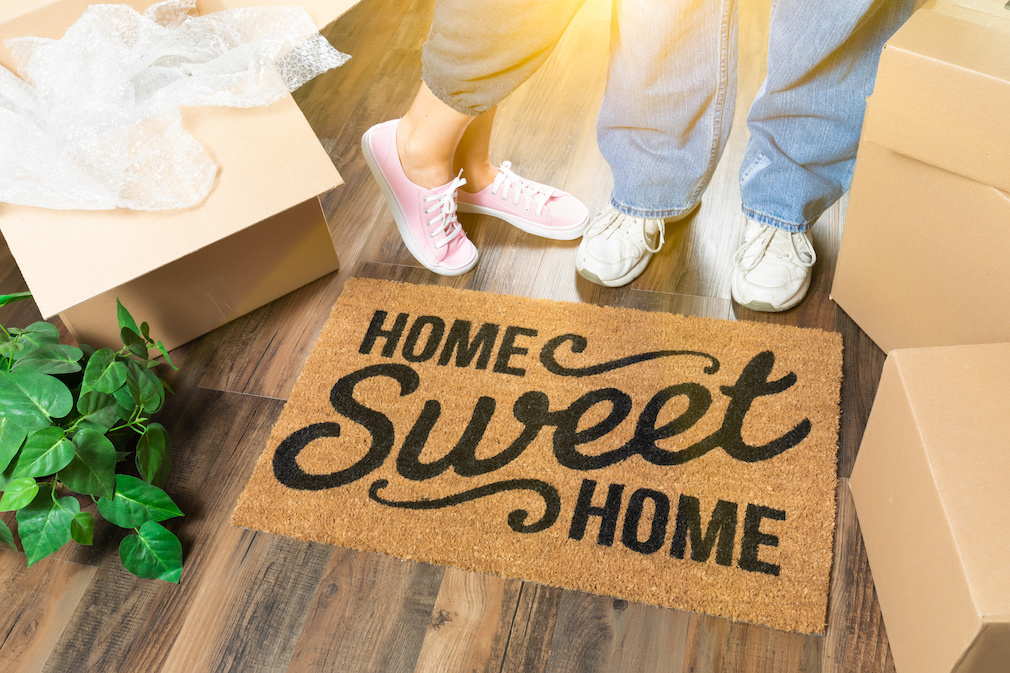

{"left": 13, "top": 427, "right": 75, "bottom": 479}
{"left": 17, "top": 484, "right": 78, "bottom": 565}
{"left": 0, "top": 291, "right": 32, "bottom": 308}
{"left": 0, "top": 517, "right": 16, "bottom": 551}
{"left": 117, "top": 300, "right": 142, "bottom": 339}
{"left": 11, "top": 344, "right": 83, "bottom": 375}
{"left": 81, "top": 348, "right": 128, "bottom": 395}
{"left": 59, "top": 430, "right": 115, "bottom": 499}
{"left": 121, "top": 328, "right": 148, "bottom": 359}
{"left": 96, "top": 474, "right": 182, "bottom": 528}
{"left": 140, "top": 322, "right": 151, "bottom": 342}
{"left": 119, "top": 520, "right": 182, "bottom": 583}
{"left": 0, "top": 339, "right": 20, "bottom": 360}
{"left": 0, "top": 477, "right": 39, "bottom": 511}
{"left": 128, "top": 361, "right": 164, "bottom": 414}
{"left": 0, "top": 370, "right": 74, "bottom": 433}
{"left": 136, "top": 423, "right": 169, "bottom": 485}
{"left": 0, "top": 418, "right": 27, "bottom": 473}
{"left": 74, "top": 420, "right": 108, "bottom": 436}
{"left": 71, "top": 512, "right": 94, "bottom": 546}
{"left": 156, "top": 341, "right": 178, "bottom": 371}
{"left": 11, "top": 321, "right": 60, "bottom": 347}
{"left": 113, "top": 383, "right": 138, "bottom": 413}
{"left": 76, "top": 391, "right": 119, "bottom": 429}
{"left": 0, "top": 458, "right": 17, "bottom": 491}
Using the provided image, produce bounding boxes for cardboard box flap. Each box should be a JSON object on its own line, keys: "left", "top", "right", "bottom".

{"left": 931, "top": 0, "right": 1010, "bottom": 32}
{"left": 893, "top": 344, "right": 1010, "bottom": 617}
{"left": 0, "top": 100, "right": 339, "bottom": 320}
{"left": 0, "top": 0, "right": 343, "bottom": 319}
{"left": 0, "top": 0, "right": 62, "bottom": 26}
{"left": 953, "top": 620, "right": 1010, "bottom": 673}
{"left": 865, "top": 5, "right": 1010, "bottom": 193}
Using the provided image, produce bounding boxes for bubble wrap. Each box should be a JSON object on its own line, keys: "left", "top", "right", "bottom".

{"left": 0, "top": 0, "right": 349, "bottom": 210}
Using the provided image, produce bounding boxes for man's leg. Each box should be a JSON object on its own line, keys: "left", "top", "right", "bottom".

{"left": 578, "top": 0, "right": 739, "bottom": 287}
{"left": 731, "top": 0, "right": 916, "bottom": 311}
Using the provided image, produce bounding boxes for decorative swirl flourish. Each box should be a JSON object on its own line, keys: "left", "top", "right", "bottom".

{"left": 540, "top": 334, "right": 720, "bottom": 377}
{"left": 368, "top": 478, "right": 561, "bottom": 533}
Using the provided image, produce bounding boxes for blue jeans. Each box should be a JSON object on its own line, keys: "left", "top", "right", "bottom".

{"left": 598, "top": 0, "right": 915, "bottom": 231}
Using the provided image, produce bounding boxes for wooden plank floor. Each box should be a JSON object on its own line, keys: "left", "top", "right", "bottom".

{"left": 0, "top": 0, "right": 896, "bottom": 670}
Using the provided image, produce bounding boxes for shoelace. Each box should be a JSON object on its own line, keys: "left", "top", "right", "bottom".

{"left": 422, "top": 170, "right": 467, "bottom": 249}
{"left": 489, "top": 161, "right": 556, "bottom": 216}
{"left": 592, "top": 207, "right": 666, "bottom": 254}
{"left": 732, "top": 224, "right": 816, "bottom": 272}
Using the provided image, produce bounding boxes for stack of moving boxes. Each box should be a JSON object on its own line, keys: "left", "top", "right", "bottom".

{"left": 832, "top": 1, "right": 1010, "bottom": 671}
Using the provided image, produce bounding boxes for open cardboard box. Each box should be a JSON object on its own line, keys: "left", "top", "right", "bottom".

{"left": 830, "top": 0, "right": 1010, "bottom": 353}
{"left": 0, "top": 0, "right": 359, "bottom": 351}
{"left": 849, "top": 343, "right": 1010, "bottom": 673}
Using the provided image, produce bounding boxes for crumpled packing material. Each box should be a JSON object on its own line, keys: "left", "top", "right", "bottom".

{"left": 0, "top": 0, "right": 349, "bottom": 210}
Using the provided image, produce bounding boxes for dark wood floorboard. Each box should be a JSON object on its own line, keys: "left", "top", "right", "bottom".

{"left": 835, "top": 309, "right": 887, "bottom": 479}
{"left": 498, "top": 583, "right": 565, "bottom": 673}
{"left": 0, "top": 0, "right": 897, "bottom": 670}
{"left": 0, "top": 555, "right": 96, "bottom": 672}
{"left": 544, "top": 592, "right": 691, "bottom": 673}
{"left": 285, "top": 549, "right": 444, "bottom": 673}
{"left": 39, "top": 390, "right": 329, "bottom": 673}
{"left": 411, "top": 569, "right": 523, "bottom": 673}
{"left": 820, "top": 483, "right": 895, "bottom": 673}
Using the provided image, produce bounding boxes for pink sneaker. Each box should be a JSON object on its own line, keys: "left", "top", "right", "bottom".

{"left": 361, "top": 119, "right": 478, "bottom": 276}
{"left": 457, "top": 161, "right": 589, "bottom": 240}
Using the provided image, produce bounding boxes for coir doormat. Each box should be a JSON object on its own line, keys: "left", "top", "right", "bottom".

{"left": 233, "top": 278, "right": 843, "bottom": 634}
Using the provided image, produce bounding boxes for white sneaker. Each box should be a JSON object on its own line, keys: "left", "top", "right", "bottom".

{"left": 730, "top": 219, "right": 816, "bottom": 312}
{"left": 575, "top": 205, "right": 674, "bottom": 287}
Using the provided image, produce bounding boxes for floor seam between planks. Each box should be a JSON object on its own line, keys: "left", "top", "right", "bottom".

{"left": 193, "top": 386, "right": 288, "bottom": 402}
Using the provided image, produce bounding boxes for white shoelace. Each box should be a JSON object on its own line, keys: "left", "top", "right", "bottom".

{"left": 592, "top": 207, "right": 666, "bottom": 254}
{"left": 422, "top": 170, "right": 467, "bottom": 249}
{"left": 489, "top": 161, "right": 556, "bottom": 215}
{"left": 732, "top": 224, "right": 816, "bottom": 272}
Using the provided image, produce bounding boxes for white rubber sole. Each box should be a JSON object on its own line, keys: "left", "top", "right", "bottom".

{"left": 361, "top": 128, "right": 478, "bottom": 277}
{"left": 457, "top": 202, "right": 589, "bottom": 241}
{"left": 575, "top": 254, "right": 652, "bottom": 288}
{"left": 574, "top": 237, "right": 654, "bottom": 288}
{"left": 730, "top": 274, "right": 811, "bottom": 312}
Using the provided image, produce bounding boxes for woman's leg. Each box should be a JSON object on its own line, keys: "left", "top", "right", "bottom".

{"left": 396, "top": 82, "right": 477, "bottom": 190}
{"left": 410, "top": 0, "right": 586, "bottom": 191}
{"left": 452, "top": 107, "right": 498, "bottom": 194}
{"left": 363, "top": 0, "right": 591, "bottom": 276}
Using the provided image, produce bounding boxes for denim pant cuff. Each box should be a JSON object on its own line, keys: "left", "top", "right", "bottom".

{"left": 611, "top": 196, "right": 697, "bottom": 220}
{"left": 741, "top": 206, "right": 812, "bottom": 233}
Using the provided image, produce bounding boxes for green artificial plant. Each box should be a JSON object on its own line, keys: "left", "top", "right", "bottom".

{"left": 0, "top": 292, "right": 184, "bottom": 582}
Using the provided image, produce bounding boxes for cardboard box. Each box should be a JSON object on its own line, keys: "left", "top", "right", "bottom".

{"left": 0, "top": 0, "right": 359, "bottom": 351}
{"left": 850, "top": 343, "right": 1010, "bottom": 673}
{"left": 830, "top": 1, "right": 1010, "bottom": 353}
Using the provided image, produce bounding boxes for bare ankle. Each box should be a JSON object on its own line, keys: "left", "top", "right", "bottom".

{"left": 457, "top": 160, "right": 498, "bottom": 193}
{"left": 396, "top": 121, "right": 454, "bottom": 189}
